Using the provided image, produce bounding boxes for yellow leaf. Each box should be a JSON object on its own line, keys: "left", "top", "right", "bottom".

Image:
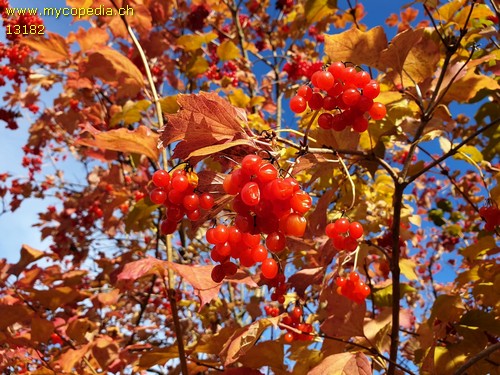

{"left": 324, "top": 26, "right": 387, "bottom": 68}
{"left": 186, "top": 54, "right": 209, "bottom": 77}
{"left": 159, "top": 95, "right": 180, "bottom": 114}
{"left": 177, "top": 32, "right": 217, "bottom": 51}
{"left": 400, "top": 259, "right": 418, "bottom": 281}
{"left": 454, "top": 4, "right": 494, "bottom": 27}
{"left": 228, "top": 88, "right": 251, "bottom": 108}
{"left": 454, "top": 145, "right": 483, "bottom": 163}
{"left": 21, "top": 32, "right": 69, "bottom": 64}
{"left": 110, "top": 100, "right": 151, "bottom": 127}
{"left": 304, "top": 0, "right": 337, "bottom": 24}
{"left": 443, "top": 68, "right": 500, "bottom": 103}
{"left": 217, "top": 40, "right": 241, "bottom": 61}
{"left": 461, "top": 236, "right": 496, "bottom": 260}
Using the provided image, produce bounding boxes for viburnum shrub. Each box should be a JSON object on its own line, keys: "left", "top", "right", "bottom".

{"left": 1, "top": 0, "right": 499, "bottom": 374}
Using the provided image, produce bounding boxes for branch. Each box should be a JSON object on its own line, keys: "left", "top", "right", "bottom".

{"left": 454, "top": 341, "right": 500, "bottom": 375}
{"left": 387, "top": 183, "right": 405, "bottom": 375}
{"left": 407, "top": 117, "right": 500, "bottom": 184}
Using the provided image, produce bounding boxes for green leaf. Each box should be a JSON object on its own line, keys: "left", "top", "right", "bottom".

{"left": 372, "top": 283, "right": 416, "bottom": 307}
{"left": 110, "top": 100, "right": 151, "bottom": 127}
{"left": 216, "top": 40, "right": 241, "bottom": 61}
{"left": 429, "top": 208, "right": 446, "bottom": 226}
{"left": 437, "top": 199, "right": 453, "bottom": 213}
{"left": 124, "top": 199, "right": 159, "bottom": 233}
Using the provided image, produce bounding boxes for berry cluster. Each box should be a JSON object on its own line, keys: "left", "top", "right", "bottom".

{"left": 335, "top": 272, "right": 370, "bottom": 303}
{"left": 325, "top": 218, "right": 363, "bottom": 251}
{"left": 280, "top": 306, "right": 314, "bottom": 343}
{"left": 149, "top": 169, "right": 215, "bottom": 235}
{"left": 264, "top": 304, "right": 280, "bottom": 317}
{"left": 479, "top": 205, "right": 500, "bottom": 232}
{"left": 208, "top": 154, "right": 312, "bottom": 283}
{"left": 289, "top": 62, "right": 386, "bottom": 132}
{"left": 223, "top": 154, "right": 312, "bottom": 237}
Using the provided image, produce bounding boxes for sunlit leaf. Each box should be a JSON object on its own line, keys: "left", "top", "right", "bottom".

{"left": 21, "top": 32, "right": 70, "bottom": 63}
{"left": 308, "top": 352, "right": 372, "bottom": 375}
{"left": 217, "top": 40, "right": 241, "bottom": 61}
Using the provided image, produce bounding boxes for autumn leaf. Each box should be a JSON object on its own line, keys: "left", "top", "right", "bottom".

{"left": 220, "top": 316, "right": 282, "bottom": 366}
{"left": 21, "top": 32, "right": 70, "bottom": 63}
{"left": 177, "top": 32, "right": 218, "bottom": 51}
{"left": 324, "top": 26, "right": 387, "bottom": 68}
{"left": 217, "top": 40, "right": 241, "bottom": 61}
{"left": 9, "top": 244, "right": 46, "bottom": 276}
{"left": 117, "top": 257, "right": 166, "bottom": 282}
{"left": 308, "top": 352, "right": 372, "bottom": 375}
{"left": 83, "top": 47, "right": 145, "bottom": 98}
{"left": 77, "top": 125, "right": 160, "bottom": 161}
{"left": 30, "top": 286, "right": 84, "bottom": 311}
{"left": 320, "top": 287, "right": 366, "bottom": 337}
{"left": 160, "top": 92, "right": 258, "bottom": 161}
{"left": 31, "top": 317, "right": 54, "bottom": 343}
{"left": 92, "top": 336, "right": 119, "bottom": 370}
{"left": 72, "top": 27, "right": 109, "bottom": 53}
{"left": 304, "top": 0, "right": 337, "bottom": 24}
{"left": 379, "top": 28, "right": 425, "bottom": 74}
{"left": 136, "top": 346, "right": 179, "bottom": 369}
{"left": 110, "top": 100, "right": 152, "bottom": 127}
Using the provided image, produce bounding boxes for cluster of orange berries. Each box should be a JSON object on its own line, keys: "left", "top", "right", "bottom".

{"left": 148, "top": 169, "right": 215, "bottom": 235}
{"left": 335, "top": 272, "right": 370, "bottom": 303}
{"left": 289, "top": 62, "right": 386, "bottom": 132}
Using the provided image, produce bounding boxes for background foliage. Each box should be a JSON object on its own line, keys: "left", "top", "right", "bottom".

{"left": 0, "top": 0, "right": 499, "bottom": 374}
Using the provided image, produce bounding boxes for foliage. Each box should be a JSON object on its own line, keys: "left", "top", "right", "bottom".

{"left": 1, "top": 0, "right": 499, "bottom": 374}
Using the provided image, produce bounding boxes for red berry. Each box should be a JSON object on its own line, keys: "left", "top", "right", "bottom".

{"left": 251, "top": 244, "right": 268, "bottom": 262}
{"left": 213, "top": 224, "right": 229, "bottom": 244}
{"left": 290, "top": 190, "right": 312, "bottom": 214}
{"left": 318, "top": 112, "right": 333, "bottom": 129}
{"left": 171, "top": 174, "right": 189, "bottom": 192}
{"left": 369, "top": 102, "right": 386, "bottom": 120}
{"left": 342, "top": 88, "right": 361, "bottom": 106}
{"left": 349, "top": 221, "right": 364, "bottom": 239}
{"left": 363, "top": 80, "right": 380, "bottom": 99}
{"left": 266, "top": 231, "right": 287, "bottom": 252}
{"left": 297, "top": 85, "right": 313, "bottom": 100}
{"left": 261, "top": 258, "right": 279, "bottom": 279}
{"left": 284, "top": 213, "right": 307, "bottom": 237}
{"left": 334, "top": 218, "right": 350, "bottom": 233}
{"left": 290, "top": 95, "right": 307, "bottom": 113}
{"left": 183, "top": 193, "right": 200, "bottom": 211}
{"left": 152, "top": 170, "right": 170, "bottom": 188}
{"left": 150, "top": 188, "right": 167, "bottom": 204}
{"left": 308, "top": 92, "right": 324, "bottom": 110}
{"left": 211, "top": 264, "right": 225, "bottom": 283}
{"left": 241, "top": 154, "right": 263, "bottom": 175}
{"left": 241, "top": 181, "right": 261, "bottom": 206}
{"left": 315, "top": 70, "right": 335, "bottom": 91}
{"left": 199, "top": 193, "right": 214, "bottom": 210}
{"left": 283, "top": 332, "right": 294, "bottom": 343}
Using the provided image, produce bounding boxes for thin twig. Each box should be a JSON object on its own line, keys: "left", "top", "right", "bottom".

{"left": 337, "top": 153, "right": 356, "bottom": 211}
{"left": 454, "top": 341, "right": 500, "bottom": 375}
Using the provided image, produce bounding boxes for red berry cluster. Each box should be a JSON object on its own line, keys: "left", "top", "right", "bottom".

{"left": 223, "top": 154, "right": 312, "bottom": 238}
{"left": 208, "top": 154, "right": 312, "bottom": 283}
{"left": 479, "top": 205, "right": 500, "bottom": 232}
{"left": 335, "top": 272, "right": 370, "bottom": 303}
{"left": 289, "top": 62, "right": 386, "bottom": 132}
{"left": 264, "top": 304, "right": 280, "bottom": 317}
{"left": 325, "top": 218, "right": 363, "bottom": 252}
{"left": 280, "top": 306, "right": 314, "bottom": 343}
{"left": 149, "top": 169, "right": 215, "bottom": 235}
{"left": 268, "top": 273, "right": 288, "bottom": 304}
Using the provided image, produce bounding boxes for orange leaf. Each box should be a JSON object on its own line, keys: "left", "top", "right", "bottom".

{"left": 160, "top": 92, "right": 256, "bottom": 161}
{"left": 72, "top": 27, "right": 109, "bottom": 53}
{"left": 31, "top": 317, "right": 54, "bottom": 343}
{"left": 9, "top": 244, "right": 45, "bottom": 276}
{"left": 30, "top": 286, "right": 84, "bottom": 311}
{"left": 21, "top": 32, "right": 69, "bottom": 64}
{"left": 92, "top": 336, "right": 119, "bottom": 370}
{"left": 76, "top": 125, "right": 160, "bottom": 161}
{"left": 57, "top": 344, "right": 90, "bottom": 373}
{"left": 83, "top": 47, "right": 145, "bottom": 98}
{"left": 308, "top": 352, "right": 372, "bottom": 375}
{"left": 220, "top": 316, "right": 282, "bottom": 366}
{"left": 324, "top": 26, "right": 387, "bottom": 69}
{"left": 320, "top": 287, "right": 366, "bottom": 337}
{"left": 379, "top": 28, "right": 425, "bottom": 75}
